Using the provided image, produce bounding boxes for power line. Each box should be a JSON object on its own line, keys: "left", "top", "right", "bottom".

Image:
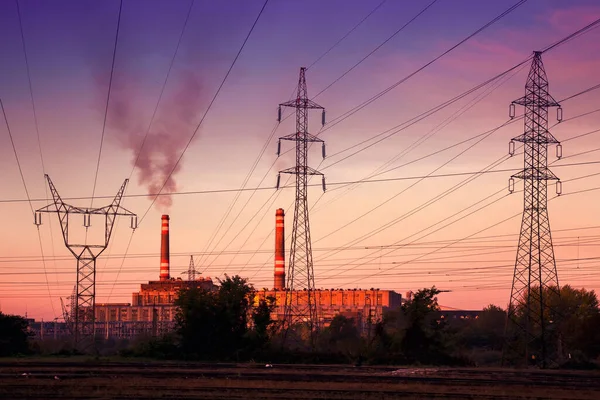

{"left": 320, "top": 0, "right": 529, "bottom": 133}
{"left": 4, "top": 228, "right": 599, "bottom": 263}
{"left": 312, "top": 6, "right": 599, "bottom": 179}
{"left": 128, "top": 1, "right": 195, "bottom": 183}
{"left": 90, "top": 0, "right": 123, "bottom": 208}
{"left": 307, "top": 0, "right": 387, "bottom": 70}
{"left": 0, "top": 93, "right": 56, "bottom": 317}
{"left": 15, "top": 0, "right": 61, "bottom": 294}
{"left": 541, "top": 16, "right": 600, "bottom": 53}
{"left": 315, "top": 162, "right": 600, "bottom": 284}
{"left": 323, "top": 61, "right": 530, "bottom": 168}
{"left": 104, "top": 0, "right": 195, "bottom": 302}
{"left": 311, "top": 62, "right": 526, "bottom": 217}
{"left": 138, "top": 0, "right": 269, "bottom": 224}
{"left": 335, "top": 181, "right": 600, "bottom": 287}
{"left": 197, "top": 0, "right": 400, "bottom": 270}
{"left": 1, "top": 158, "right": 599, "bottom": 205}
{"left": 305, "top": 84, "right": 600, "bottom": 262}
{"left": 217, "top": 0, "right": 532, "bottom": 269}
{"left": 313, "top": 0, "right": 438, "bottom": 98}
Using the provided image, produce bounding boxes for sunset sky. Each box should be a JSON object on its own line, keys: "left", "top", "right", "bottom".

{"left": 1, "top": 0, "right": 599, "bottom": 321}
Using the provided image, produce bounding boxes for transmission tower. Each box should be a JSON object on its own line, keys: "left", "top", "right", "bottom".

{"left": 504, "top": 51, "right": 563, "bottom": 368}
{"left": 276, "top": 67, "right": 326, "bottom": 342}
{"left": 188, "top": 255, "right": 197, "bottom": 281}
{"left": 35, "top": 175, "right": 137, "bottom": 350}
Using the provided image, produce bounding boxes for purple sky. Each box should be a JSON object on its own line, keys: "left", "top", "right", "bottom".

{"left": 1, "top": 0, "right": 600, "bottom": 320}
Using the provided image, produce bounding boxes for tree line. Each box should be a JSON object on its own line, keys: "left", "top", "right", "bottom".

{"left": 2, "top": 276, "right": 599, "bottom": 368}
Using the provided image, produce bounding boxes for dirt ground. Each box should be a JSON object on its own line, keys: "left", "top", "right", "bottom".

{"left": 0, "top": 360, "right": 599, "bottom": 399}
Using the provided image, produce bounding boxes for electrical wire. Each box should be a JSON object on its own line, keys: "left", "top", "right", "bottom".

{"left": 1, "top": 158, "right": 599, "bottom": 205}
{"left": 15, "top": 0, "right": 61, "bottom": 295}
{"left": 307, "top": 0, "right": 387, "bottom": 70}
{"left": 1, "top": 94, "right": 56, "bottom": 317}
{"left": 104, "top": 0, "right": 195, "bottom": 301}
{"left": 320, "top": 0, "right": 529, "bottom": 133}
{"left": 307, "top": 85, "right": 600, "bottom": 265}
{"left": 313, "top": 0, "right": 438, "bottom": 98}
{"left": 198, "top": 0, "right": 529, "bottom": 271}
{"left": 138, "top": 0, "right": 269, "bottom": 224}
{"left": 90, "top": 0, "right": 123, "bottom": 208}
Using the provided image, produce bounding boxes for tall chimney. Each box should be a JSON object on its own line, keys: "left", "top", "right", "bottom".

{"left": 160, "top": 215, "right": 170, "bottom": 281}
{"left": 274, "top": 208, "right": 285, "bottom": 290}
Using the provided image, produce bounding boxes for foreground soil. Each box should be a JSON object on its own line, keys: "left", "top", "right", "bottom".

{"left": 0, "top": 360, "right": 599, "bottom": 399}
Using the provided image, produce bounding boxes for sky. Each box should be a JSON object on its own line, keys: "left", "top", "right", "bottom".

{"left": 0, "top": 0, "right": 599, "bottom": 320}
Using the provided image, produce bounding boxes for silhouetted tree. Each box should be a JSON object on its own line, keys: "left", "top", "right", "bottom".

{"left": 174, "top": 275, "right": 257, "bottom": 360}
{"left": 457, "top": 304, "right": 506, "bottom": 351}
{"left": 251, "top": 296, "right": 275, "bottom": 347}
{"left": 0, "top": 312, "right": 32, "bottom": 356}
{"left": 400, "top": 287, "right": 452, "bottom": 363}
{"left": 318, "top": 315, "right": 362, "bottom": 361}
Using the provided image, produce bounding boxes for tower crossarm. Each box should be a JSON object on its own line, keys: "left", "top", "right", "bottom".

{"left": 512, "top": 96, "right": 560, "bottom": 108}
{"left": 511, "top": 131, "right": 560, "bottom": 145}
{"left": 279, "top": 166, "right": 324, "bottom": 176}
{"left": 511, "top": 168, "right": 559, "bottom": 181}
{"left": 279, "top": 131, "right": 324, "bottom": 143}
{"left": 279, "top": 98, "right": 324, "bottom": 110}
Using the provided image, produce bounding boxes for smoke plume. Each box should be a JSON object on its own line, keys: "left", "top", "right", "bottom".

{"left": 105, "top": 70, "right": 204, "bottom": 211}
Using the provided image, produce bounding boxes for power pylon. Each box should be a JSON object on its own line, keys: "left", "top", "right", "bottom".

{"left": 276, "top": 67, "right": 326, "bottom": 343}
{"left": 35, "top": 175, "right": 137, "bottom": 350}
{"left": 188, "top": 255, "right": 197, "bottom": 281}
{"left": 504, "top": 51, "right": 563, "bottom": 368}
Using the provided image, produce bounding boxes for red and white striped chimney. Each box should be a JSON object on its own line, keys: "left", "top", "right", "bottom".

{"left": 160, "top": 215, "right": 170, "bottom": 281}
{"left": 274, "top": 208, "right": 285, "bottom": 290}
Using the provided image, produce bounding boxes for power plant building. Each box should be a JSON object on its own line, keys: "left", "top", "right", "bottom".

{"left": 90, "top": 212, "right": 402, "bottom": 338}
{"left": 93, "top": 215, "right": 217, "bottom": 337}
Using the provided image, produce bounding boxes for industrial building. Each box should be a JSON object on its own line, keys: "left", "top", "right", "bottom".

{"left": 83, "top": 212, "right": 402, "bottom": 338}
{"left": 92, "top": 214, "right": 217, "bottom": 337}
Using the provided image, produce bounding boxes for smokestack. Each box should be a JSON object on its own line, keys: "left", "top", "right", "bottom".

{"left": 160, "top": 215, "right": 170, "bottom": 281}
{"left": 274, "top": 208, "right": 285, "bottom": 290}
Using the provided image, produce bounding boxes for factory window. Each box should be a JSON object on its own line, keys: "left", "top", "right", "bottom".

{"left": 142, "top": 309, "right": 149, "bottom": 321}
{"left": 131, "top": 309, "right": 138, "bottom": 322}
{"left": 109, "top": 309, "right": 117, "bottom": 321}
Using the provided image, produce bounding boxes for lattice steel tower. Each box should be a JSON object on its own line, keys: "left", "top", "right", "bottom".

{"left": 35, "top": 175, "right": 137, "bottom": 350}
{"left": 504, "top": 52, "right": 563, "bottom": 367}
{"left": 276, "top": 67, "right": 326, "bottom": 340}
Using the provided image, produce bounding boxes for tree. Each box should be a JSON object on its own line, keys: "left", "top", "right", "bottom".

{"left": 400, "top": 287, "right": 451, "bottom": 363}
{"left": 174, "top": 286, "right": 219, "bottom": 358}
{"left": 174, "top": 275, "right": 257, "bottom": 360}
{"left": 318, "top": 315, "right": 362, "bottom": 361}
{"left": 217, "top": 275, "right": 254, "bottom": 351}
{"left": 507, "top": 285, "right": 600, "bottom": 365}
{"left": 457, "top": 304, "right": 506, "bottom": 351}
{"left": 252, "top": 296, "right": 275, "bottom": 347}
{"left": 0, "top": 312, "right": 32, "bottom": 356}
{"left": 550, "top": 285, "right": 600, "bottom": 361}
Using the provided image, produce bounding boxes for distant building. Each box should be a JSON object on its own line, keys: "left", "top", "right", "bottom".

{"left": 93, "top": 277, "right": 217, "bottom": 338}
{"left": 255, "top": 288, "right": 402, "bottom": 332}
{"left": 51, "top": 214, "right": 405, "bottom": 339}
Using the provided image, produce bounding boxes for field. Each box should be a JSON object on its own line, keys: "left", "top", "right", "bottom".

{"left": 0, "top": 360, "right": 599, "bottom": 399}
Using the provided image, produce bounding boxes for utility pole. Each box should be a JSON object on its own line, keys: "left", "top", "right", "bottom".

{"left": 276, "top": 67, "right": 326, "bottom": 345}
{"left": 35, "top": 175, "right": 137, "bottom": 351}
{"left": 504, "top": 51, "right": 563, "bottom": 368}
